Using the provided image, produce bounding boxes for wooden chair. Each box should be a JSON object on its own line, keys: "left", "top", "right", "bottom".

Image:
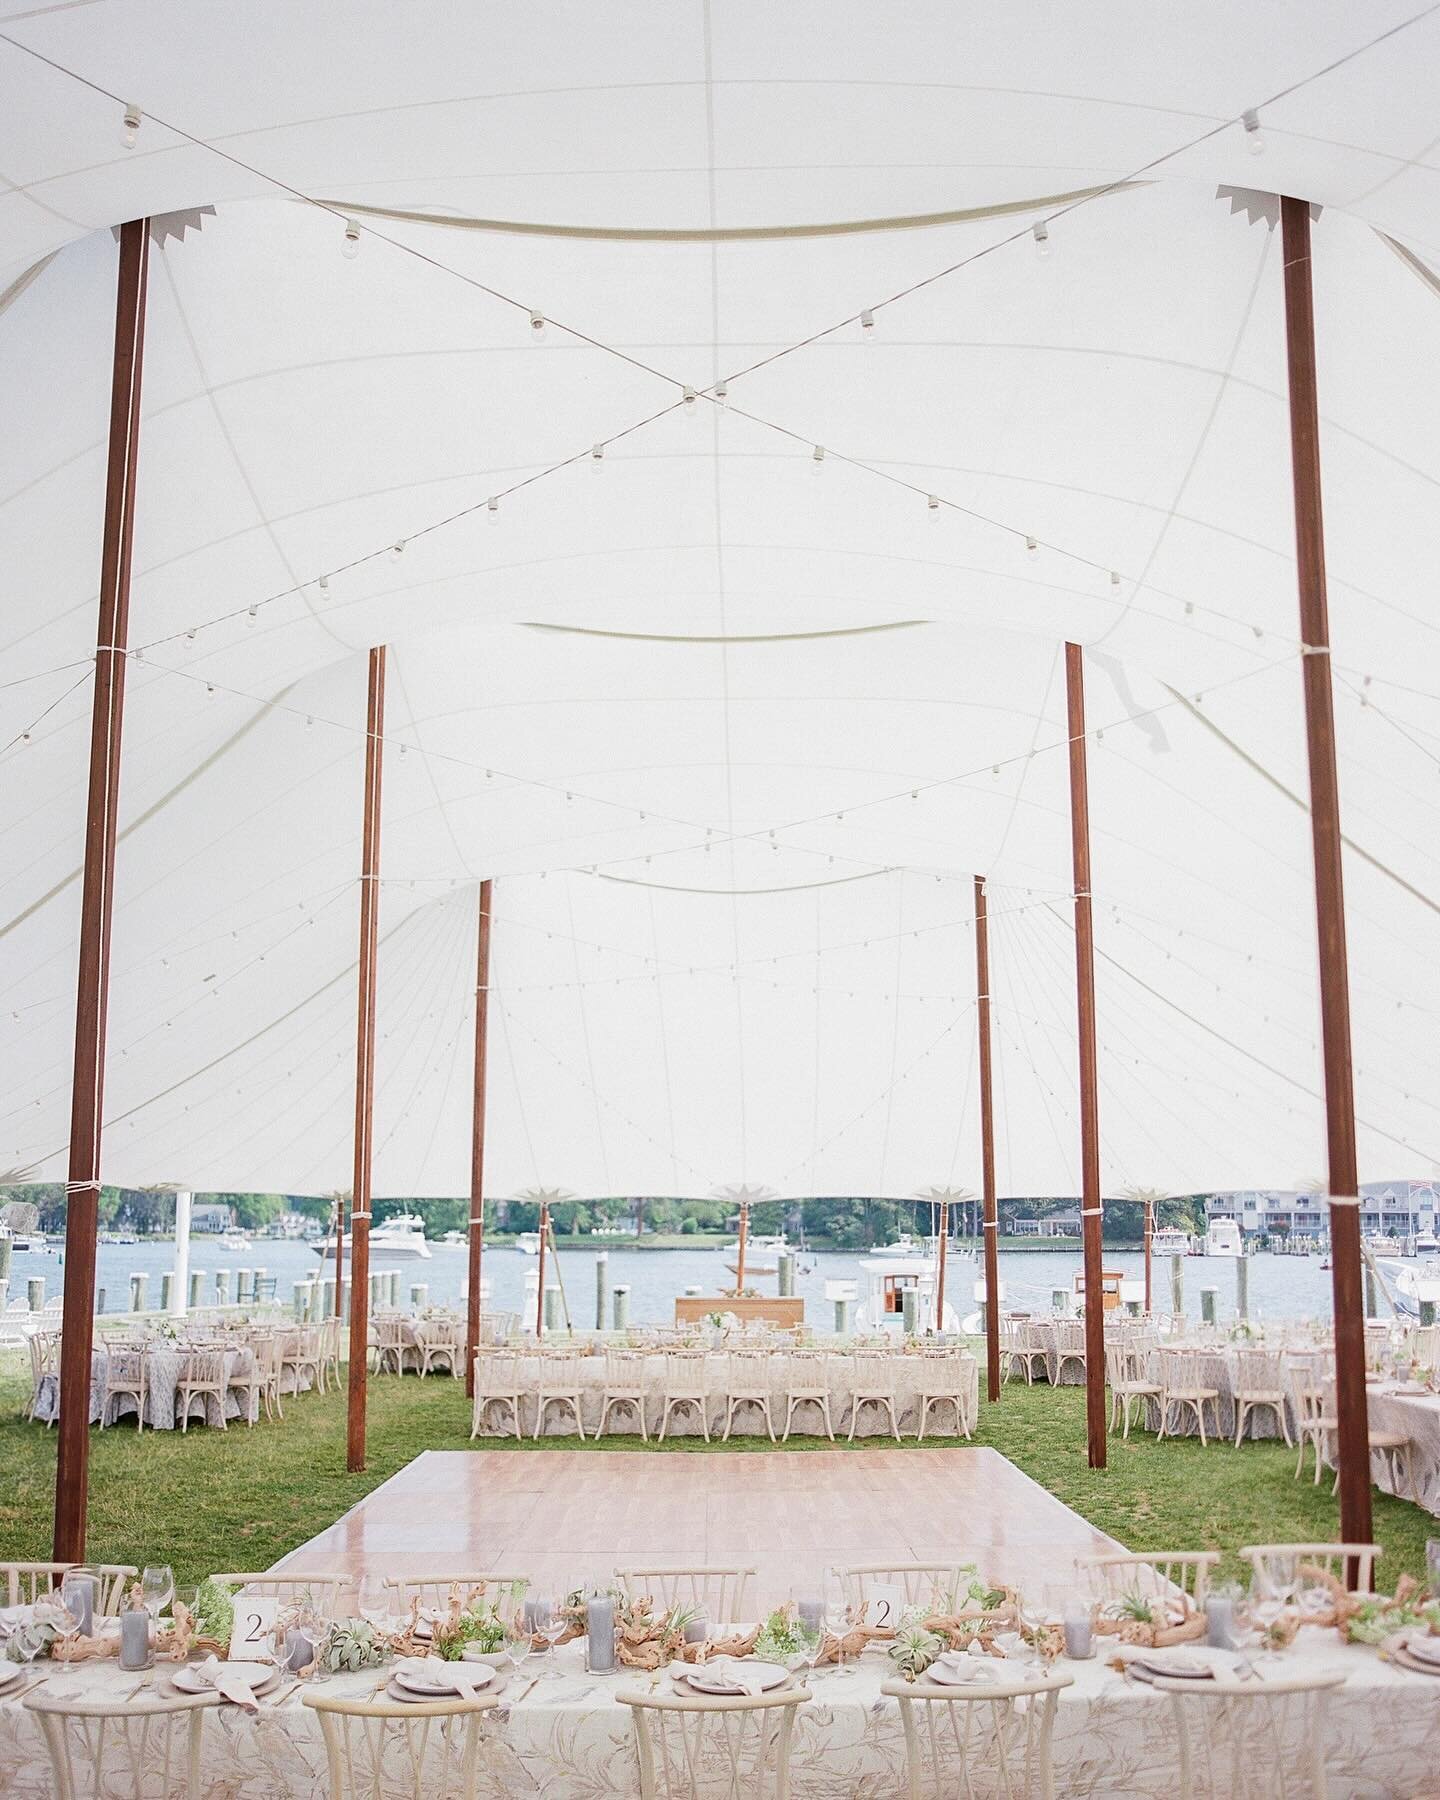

{"left": 1156, "top": 1348, "right": 1219, "bottom": 1446}
{"left": 470, "top": 1347, "right": 524, "bottom": 1439}
{"left": 781, "top": 1349, "right": 835, "bottom": 1441}
{"left": 1232, "top": 1349, "right": 1291, "bottom": 1447}
{"left": 1081, "top": 1551, "right": 1219, "bottom": 1609}
{"left": 1149, "top": 1667, "right": 1345, "bottom": 1799}
{"left": 303, "top": 1688, "right": 499, "bottom": 1799}
{"left": 533, "top": 1347, "right": 586, "bottom": 1439}
{"left": 1286, "top": 1358, "right": 1336, "bottom": 1483}
{"left": 999, "top": 1318, "right": 1047, "bottom": 1386}
{"left": 26, "top": 1328, "right": 59, "bottom": 1424}
{"left": 318, "top": 1315, "right": 344, "bottom": 1393}
{"left": 913, "top": 1347, "right": 974, "bottom": 1441}
{"left": 615, "top": 1565, "right": 756, "bottom": 1623}
{"left": 227, "top": 1332, "right": 279, "bottom": 1427}
{"left": 25, "top": 1686, "right": 215, "bottom": 1800}
{"left": 1239, "top": 1542, "right": 1382, "bottom": 1595}
{"left": 597, "top": 1347, "right": 650, "bottom": 1439}
{"left": 618, "top": 1684, "right": 809, "bottom": 1800}
{"left": 721, "top": 1349, "right": 777, "bottom": 1442}
{"left": 1, "top": 1562, "right": 138, "bottom": 1615}
{"left": 99, "top": 1342, "right": 148, "bottom": 1432}
{"left": 1104, "top": 1340, "right": 1160, "bottom": 1438}
{"left": 884, "top": 1669, "right": 1071, "bottom": 1800}
{"left": 382, "top": 1572, "right": 528, "bottom": 1619}
{"left": 657, "top": 1349, "right": 711, "bottom": 1442}
{"left": 836, "top": 1563, "right": 973, "bottom": 1621}
{"left": 1052, "top": 1318, "right": 1087, "bottom": 1385}
{"left": 844, "top": 1352, "right": 901, "bottom": 1442}
{"left": 417, "top": 1317, "right": 464, "bottom": 1379}
{"left": 210, "top": 1571, "right": 350, "bottom": 1615}
{"left": 175, "top": 1347, "right": 228, "bottom": 1432}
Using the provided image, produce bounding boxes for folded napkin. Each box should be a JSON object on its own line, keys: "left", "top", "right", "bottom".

{"left": 394, "top": 1656, "right": 490, "bottom": 1700}
{"left": 701, "top": 1656, "right": 768, "bottom": 1696}
{"left": 195, "top": 1655, "right": 263, "bottom": 1712}
{"left": 933, "top": 1651, "right": 996, "bottom": 1683}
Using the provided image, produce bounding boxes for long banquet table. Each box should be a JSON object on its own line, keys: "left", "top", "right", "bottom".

{"left": 30, "top": 1341, "right": 313, "bottom": 1431}
{"left": 2, "top": 1624, "right": 1438, "bottom": 1797}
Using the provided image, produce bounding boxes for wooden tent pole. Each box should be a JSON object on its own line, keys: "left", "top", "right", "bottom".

{"left": 974, "top": 875, "right": 1002, "bottom": 1402}
{"left": 535, "top": 1201, "right": 549, "bottom": 1334}
{"left": 1065, "top": 641, "right": 1107, "bottom": 1470}
{"left": 465, "top": 877, "right": 493, "bottom": 1397}
{"left": 935, "top": 1201, "right": 949, "bottom": 1332}
{"left": 53, "top": 217, "right": 151, "bottom": 1563}
{"left": 345, "top": 645, "right": 387, "bottom": 1475}
{"left": 1280, "top": 194, "right": 1371, "bottom": 1563}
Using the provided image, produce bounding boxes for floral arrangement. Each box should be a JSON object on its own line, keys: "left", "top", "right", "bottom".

{"left": 753, "top": 1605, "right": 821, "bottom": 1667}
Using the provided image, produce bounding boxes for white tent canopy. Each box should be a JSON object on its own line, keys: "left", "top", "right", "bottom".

{"left": 3, "top": 2, "right": 1440, "bottom": 1199}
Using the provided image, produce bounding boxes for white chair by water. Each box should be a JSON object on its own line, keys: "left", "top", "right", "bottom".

{"left": 721, "top": 1350, "right": 777, "bottom": 1442}
{"left": 1286, "top": 1359, "right": 1336, "bottom": 1484}
{"left": 1052, "top": 1319, "right": 1087, "bottom": 1385}
{"left": 912, "top": 1348, "right": 974, "bottom": 1441}
{"left": 884, "top": 1669, "right": 1072, "bottom": 1800}
{"left": 25, "top": 1687, "right": 215, "bottom": 1800}
{"left": 615, "top": 1564, "right": 757, "bottom": 1622}
{"left": 657, "top": 1350, "right": 711, "bottom": 1442}
{"left": 227, "top": 1332, "right": 280, "bottom": 1428}
{"left": 417, "top": 1317, "right": 464, "bottom": 1379}
{"left": 1232, "top": 1349, "right": 1291, "bottom": 1447}
{"left": 100, "top": 1341, "right": 148, "bottom": 1432}
{"left": 533, "top": 1347, "right": 587, "bottom": 1439}
{"left": 303, "top": 1688, "right": 500, "bottom": 1800}
{"left": 1149, "top": 1667, "right": 1345, "bottom": 1799}
{"left": 175, "top": 1347, "right": 228, "bottom": 1432}
{"left": 1104, "top": 1340, "right": 1160, "bottom": 1439}
{"left": 618, "top": 1684, "right": 809, "bottom": 1800}
{"left": 781, "top": 1349, "right": 835, "bottom": 1441}
{"left": 1240, "top": 1542, "right": 1382, "bottom": 1595}
{"left": 597, "top": 1348, "right": 649, "bottom": 1439}
{"left": 1156, "top": 1348, "right": 1219, "bottom": 1446}
{"left": 470, "top": 1348, "right": 524, "bottom": 1439}
{"left": 844, "top": 1352, "right": 901, "bottom": 1442}
{"left": 26, "top": 1329, "right": 59, "bottom": 1425}
{"left": 1081, "top": 1551, "right": 1219, "bottom": 1609}
{"left": 1000, "top": 1318, "right": 1047, "bottom": 1386}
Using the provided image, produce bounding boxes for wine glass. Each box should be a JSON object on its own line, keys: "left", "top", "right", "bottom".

{"left": 503, "top": 1604, "right": 534, "bottom": 1675}
{"left": 824, "top": 1570, "right": 856, "bottom": 1681}
{"left": 534, "top": 1595, "right": 569, "bottom": 1681}
{"left": 141, "top": 1566, "right": 174, "bottom": 1625}
{"left": 1268, "top": 1552, "right": 1300, "bottom": 1619}
{"left": 356, "top": 1573, "right": 393, "bottom": 1632}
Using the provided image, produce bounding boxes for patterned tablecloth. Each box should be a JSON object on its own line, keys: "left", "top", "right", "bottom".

{"left": 30, "top": 1344, "right": 311, "bottom": 1431}
{"left": 474, "top": 1350, "right": 980, "bottom": 1440}
{"left": 1341, "top": 1380, "right": 1440, "bottom": 1515}
{"left": 2, "top": 1625, "right": 1438, "bottom": 1797}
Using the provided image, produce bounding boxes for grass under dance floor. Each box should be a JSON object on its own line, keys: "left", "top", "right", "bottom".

{"left": 0, "top": 1352, "right": 1432, "bottom": 1593}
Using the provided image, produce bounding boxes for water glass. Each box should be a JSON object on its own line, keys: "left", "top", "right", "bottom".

{"left": 824, "top": 1571, "right": 856, "bottom": 1680}
{"left": 141, "top": 1566, "right": 174, "bottom": 1623}
{"left": 534, "top": 1596, "right": 568, "bottom": 1681}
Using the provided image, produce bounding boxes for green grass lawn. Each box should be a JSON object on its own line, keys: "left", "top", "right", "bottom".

{"left": 0, "top": 1352, "right": 1430, "bottom": 1592}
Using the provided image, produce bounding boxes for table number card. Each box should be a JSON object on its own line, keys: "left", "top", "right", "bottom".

{"left": 864, "top": 1583, "right": 905, "bottom": 1631}
{"left": 229, "top": 1596, "right": 277, "bottom": 1661}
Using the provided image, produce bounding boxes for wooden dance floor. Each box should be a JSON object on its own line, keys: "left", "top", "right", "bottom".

{"left": 278, "top": 1449, "right": 1123, "bottom": 1605}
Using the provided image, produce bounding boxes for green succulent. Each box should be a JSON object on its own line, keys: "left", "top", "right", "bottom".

{"left": 434, "top": 1607, "right": 506, "bottom": 1661}
{"left": 192, "top": 1578, "right": 236, "bottom": 1646}
{"left": 322, "top": 1618, "right": 389, "bottom": 1673}
{"left": 754, "top": 1607, "right": 818, "bottom": 1665}
{"left": 1112, "top": 1590, "right": 1155, "bottom": 1623}
{"left": 889, "top": 1624, "right": 943, "bottom": 1681}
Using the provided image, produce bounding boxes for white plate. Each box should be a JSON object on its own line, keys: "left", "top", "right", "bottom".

{"left": 1403, "top": 1632, "right": 1440, "bottom": 1667}
{"left": 1129, "top": 1646, "right": 1229, "bottom": 1681}
{"left": 171, "top": 1663, "right": 277, "bottom": 1696}
{"left": 0, "top": 1662, "right": 23, "bottom": 1691}
{"left": 683, "top": 1659, "right": 789, "bottom": 1696}
{"left": 394, "top": 1658, "right": 495, "bottom": 1697}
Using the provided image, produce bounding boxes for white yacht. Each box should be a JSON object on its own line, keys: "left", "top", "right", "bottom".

{"left": 1375, "top": 1256, "right": 1440, "bottom": 1319}
{"left": 721, "top": 1232, "right": 789, "bottom": 1276}
{"left": 853, "top": 1241, "right": 965, "bottom": 1335}
{"left": 514, "top": 1231, "right": 542, "bottom": 1255}
{"left": 1202, "top": 1219, "right": 1243, "bottom": 1257}
{"left": 1150, "top": 1226, "right": 1191, "bottom": 1258}
{"left": 219, "top": 1231, "right": 251, "bottom": 1252}
{"left": 311, "top": 1211, "right": 432, "bottom": 1264}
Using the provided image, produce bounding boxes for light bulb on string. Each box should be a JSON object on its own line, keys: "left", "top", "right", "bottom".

{"left": 390, "top": 538, "right": 406, "bottom": 561}
{"left": 341, "top": 219, "right": 361, "bottom": 259}
{"left": 927, "top": 494, "right": 940, "bottom": 520}
{"left": 246, "top": 606, "right": 258, "bottom": 625}
{"left": 1109, "top": 570, "right": 1121, "bottom": 589}
{"left": 1025, "top": 536, "right": 1038, "bottom": 559}
{"left": 486, "top": 495, "right": 499, "bottom": 520}
{"left": 1242, "top": 109, "right": 1264, "bottom": 155}
{"left": 317, "top": 573, "right": 330, "bottom": 600}
{"left": 682, "top": 385, "right": 697, "bottom": 413}
{"left": 590, "top": 443, "right": 605, "bottom": 474}
{"left": 1033, "top": 220, "right": 1051, "bottom": 259}
{"left": 812, "top": 444, "right": 826, "bottom": 474}
{"left": 860, "top": 308, "right": 875, "bottom": 338}
{"left": 714, "top": 378, "right": 729, "bottom": 407}
{"left": 529, "top": 311, "right": 547, "bottom": 339}
{"left": 120, "top": 104, "right": 142, "bottom": 149}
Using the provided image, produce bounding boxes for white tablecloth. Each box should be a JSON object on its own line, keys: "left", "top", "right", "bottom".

{"left": 31, "top": 1342, "right": 311, "bottom": 1431}
{"left": 1344, "top": 1381, "right": 1440, "bottom": 1515}
{"left": 473, "top": 1350, "right": 980, "bottom": 1439}
{"left": 2, "top": 1626, "right": 1437, "bottom": 1797}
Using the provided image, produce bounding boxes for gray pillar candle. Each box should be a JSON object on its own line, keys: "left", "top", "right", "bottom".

{"left": 118, "top": 1609, "right": 151, "bottom": 1671}
{"left": 1200, "top": 1287, "right": 1217, "bottom": 1327}
{"left": 1205, "top": 1595, "right": 1236, "bottom": 1649}
{"left": 612, "top": 1285, "right": 630, "bottom": 1331}
{"left": 522, "top": 1599, "right": 540, "bottom": 1633}
{"left": 797, "top": 1598, "right": 824, "bottom": 1637}
{"left": 284, "top": 1627, "right": 315, "bottom": 1673}
{"left": 69, "top": 1577, "right": 94, "bottom": 1639}
{"left": 586, "top": 1596, "right": 617, "bottom": 1671}
{"left": 159, "top": 1273, "right": 174, "bottom": 1313}
{"left": 27, "top": 1277, "right": 44, "bottom": 1312}
{"left": 595, "top": 1252, "right": 608, "bottom": 1330}
{"left": 189, "top": 1270, "right": 205, "bottom": 1310}
{"left": 683, "top": 1612, "right": 709, "bottom": 1644}
{"left": 1062, "top": 1606, "right": 1094, "bottom": 1659}
{"left": 1170, "top": 1254, "right": 1184, "bottom": 1315}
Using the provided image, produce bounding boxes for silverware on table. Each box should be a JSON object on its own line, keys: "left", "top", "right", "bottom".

{"left": 513, "top": 1675, "right": 541, "bottom": 1705}
{"left": 263, "top": 1678, "right": 300, "bottom": 1708}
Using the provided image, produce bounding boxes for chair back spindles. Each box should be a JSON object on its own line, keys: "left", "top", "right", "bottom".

{"left": 615, "top": 1565, "right": 756, "bottom": 1623}
{"left": 1155, "top": 1670, "right": 1345, "bottom": 1799}
{"left": 885, "top": 1672, "right": 1070, "bottom": 1800}
{"left": 304, "top": 1690, "right": 497, "bottom": 1800}
{"left": 26, "top": 1689, "right": 213, "bottom": 1800}
{"left": 619, "top": 1685, "right": 808, "bottom": 1800}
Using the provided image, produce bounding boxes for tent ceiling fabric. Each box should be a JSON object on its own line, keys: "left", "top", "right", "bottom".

{"left": 3, "top": 3, "right": 1440, "bottom": 1198}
